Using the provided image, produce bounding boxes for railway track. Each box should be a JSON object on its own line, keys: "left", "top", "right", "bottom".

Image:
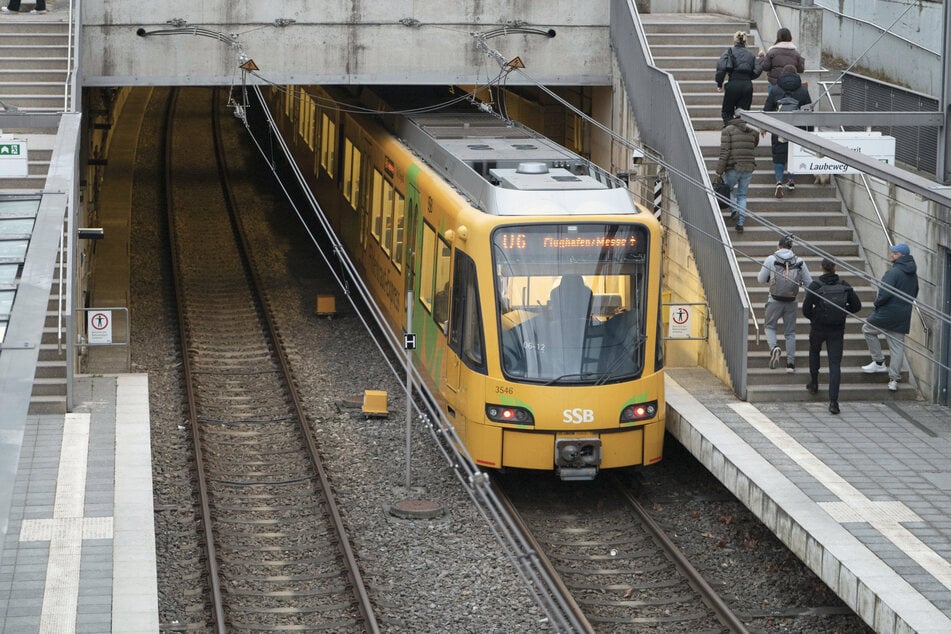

{"left": 493, "top": 470, "right": 748, "bottom": 633}
{"left": 164, "top": 86, "right": 378, "bottom": 632}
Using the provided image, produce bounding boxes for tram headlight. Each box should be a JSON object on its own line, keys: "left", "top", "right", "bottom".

{"left": 620, "top": 400, "right": 658, "bottom": 423}
{"left": 485, "top": 404, "right": 535, "bottom": 425}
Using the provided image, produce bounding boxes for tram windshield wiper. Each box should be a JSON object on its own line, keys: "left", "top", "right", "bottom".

{"left": 543, "top": 372, "right": 599, "bottom": 386}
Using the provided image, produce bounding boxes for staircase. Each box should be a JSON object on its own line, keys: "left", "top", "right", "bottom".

{"left": 0, "top": 14, "right": 72, "bottom": 414}
{"left": 641, "top": 13, "right": 918, "bottom": 403}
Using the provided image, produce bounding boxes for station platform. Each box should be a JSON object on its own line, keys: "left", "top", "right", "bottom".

{"left": 0, "top": 374, "right": 158, "bottom": 633}
{"left": 667, "top": 366, "right": 951, "bottom": 634}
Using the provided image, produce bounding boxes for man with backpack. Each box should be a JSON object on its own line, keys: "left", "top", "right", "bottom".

{"left": 762, "top": 64, "right": 812, "bottom": 198}
{"left": 757, "top": 235, "right": 812, "bottom": 372}
{"left": 802, "top": 258, "right": 862, "bottom": 415}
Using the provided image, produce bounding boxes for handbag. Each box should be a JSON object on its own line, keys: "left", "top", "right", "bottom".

{"left": 724, "top": 47, "right": 736, "bottom": 72}
{"left": 713, "top": 175, "right": 731, "bottom": 209}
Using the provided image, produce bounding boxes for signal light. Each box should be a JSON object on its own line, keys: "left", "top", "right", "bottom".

{"left": 620, "top": 400, "right": 658, "bottom": 423}
{"left": 485, "top": 404, "right": 534, "bottom": 425}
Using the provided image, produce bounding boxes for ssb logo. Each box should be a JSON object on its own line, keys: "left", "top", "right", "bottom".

{"left": 563, "top": 408, "right": 594, "bottom": 424}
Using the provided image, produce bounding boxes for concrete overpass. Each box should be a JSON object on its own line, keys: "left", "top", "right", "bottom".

{"left": 82, "top": 2, "right": 613, "bottom": 87}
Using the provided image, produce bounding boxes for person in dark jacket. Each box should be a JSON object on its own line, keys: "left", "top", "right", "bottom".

{"left": 762, "top": 65, "right": 812, "bottom": 198}
{"left": 759, "top": 28, "right": 805, "bottom": 85}
{"left": 714, "top": 114, "right": 759, "bottom": 232}
{"left": 802, "top": 258, "right": 862, "bottom": 415}
{"left": 715, "top": 31, "right": 763, "bottom": 125}
{"left": 861, "top": 243, "right": 919, "bottom": 391}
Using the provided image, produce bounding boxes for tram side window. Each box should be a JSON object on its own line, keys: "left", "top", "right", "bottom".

{"left": 382, "top": 180, "right": 394, "bottom": 256}
{"left": 298, "top": 92, "right": 315, "bottom": 150}
{"left": 433, "top": 237, "right": 451, "bottom": 327}
{"left": 342, "top": 138, "right": 363, "bottom": 210}
{"left": 449, "top": 252, "right": 485, "bottom": 372}
{"left": 419, "top": 224, "right": 436, "bottom": 313}
{"left": 392, "top": 190, "right": 405, "bottom": 270}
{"left": 284, "top": 85, "right": 295, "bottom": 118}
{"left": 306, "top": 96, "right": 317, "bottom": 150}
{"left": 370, "top": 169, "right": 383, "bottom": 242}
{"left": 320, "top": 112, "right": 336, "bottom": 178}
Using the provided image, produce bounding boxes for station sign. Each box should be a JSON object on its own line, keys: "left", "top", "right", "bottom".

{"left": 0, "top": 137, "right": 28, "bottom": 178}
{"left": 788, "top": 131, "right": 895, "bottom": 174}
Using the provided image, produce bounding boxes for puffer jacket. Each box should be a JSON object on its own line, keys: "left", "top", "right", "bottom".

{"left": 868, "top": 254, "right": 919, "bottom": 333}
{"left": 761, "top": 41, "right": 805, "bottom": 84}
{"left": 716, "top": 117, "right": 760, "bottom": 174}
{"left": 715, "top": 45, "right": 763, "bottom": 87}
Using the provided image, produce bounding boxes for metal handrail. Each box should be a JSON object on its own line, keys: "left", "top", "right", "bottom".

{"left": 817, "top": 79, "right": 931, "bottom": 344}
{"left": 763, "top": 0, "right": 781, "bottom": 31}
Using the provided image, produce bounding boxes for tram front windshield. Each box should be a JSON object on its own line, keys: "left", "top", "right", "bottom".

{"left": 493, "top": 223, "right": 650, "bottom": 385}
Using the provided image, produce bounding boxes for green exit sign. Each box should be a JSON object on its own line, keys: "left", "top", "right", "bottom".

{"left": 0, "top": 139, "right": 27, "bottom": 177}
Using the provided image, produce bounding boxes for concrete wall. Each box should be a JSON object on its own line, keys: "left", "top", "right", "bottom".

{"left": 813, "top": 0, "right": 943, "bottom": 97}
{"left": 82, "top": 1, "right": 613, "bottom": 86}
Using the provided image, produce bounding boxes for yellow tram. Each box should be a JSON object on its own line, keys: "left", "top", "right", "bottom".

{"left": 262, "top": 86, "right": 665, "bottom": 480}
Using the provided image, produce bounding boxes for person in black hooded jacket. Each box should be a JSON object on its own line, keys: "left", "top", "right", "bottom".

{"left": 803, "top": 258, "right": 862, "bottom": 415}
{"left": 861, "top": 243, "right": 919, "bottom": 391}
{"left": 762, "top": 65, "right": 812, "bottom": 198}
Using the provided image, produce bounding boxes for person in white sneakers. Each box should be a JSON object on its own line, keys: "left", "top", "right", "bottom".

{"left": 1, "top": 0, "right": 46, "bottom": 13}
{"left": 861, "top": 243, "right": 919, "bottom": 391}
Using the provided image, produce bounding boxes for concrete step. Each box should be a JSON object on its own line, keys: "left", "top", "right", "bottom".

{"left": 728, "top": 236, "right": 861, "bottom": 257}
{"left": 34, "top": 360, "right": 66, "bottom": 379}
{"left": 746, "top": 381, "right": 919, "bottom": 403}
{"left": 640, "top": 18, "right": 752, "bottom": 35}
{"left": 31, "top": 376, "right": 66, "bottom": 397}
{"left": 28, "top": 395, "right": 67, "bottom": 415}
{"left": 648, "top": 43, "right": 761, "bottom": 58}
{"left": 0, "top": 175, "right": 49, "bottom": 189}
{"left": 0, "top": 94, "right": 65, "bottom": 110}
{"left": 37, "top": 342, "right": 66, "bottom": 362}
{"left": 0, "top": 33, "right": 68, "bottom": 46}
{"left": 645, "top": 33, "right": 760, "bottom": 47}
{"left": 746, "top": 350, "right": 909, "bottom": 376}
{"left": 0, "top": 57, "right": 69, "bottom": 70}
{"left": 0, "top": 45, "right": 69, "bottom": 58}
{"left": 0, "top": 81, "right": 67, "bottom": 96}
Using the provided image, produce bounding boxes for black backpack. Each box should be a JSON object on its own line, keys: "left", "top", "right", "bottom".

{"left": 812, "top": 281, "right": 851, "bottom": 326}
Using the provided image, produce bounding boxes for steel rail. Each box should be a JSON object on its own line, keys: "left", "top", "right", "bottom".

{"left": 610, "top": 474, "right": 749, "bottom": 633}
{"left": 164, "top": 88, "right": 227, "bottom": 634}
{"left": 487, "top": 476, "right": 595, "bottom": 634}
{"left": 210, "top": 89, "right": 380, "bottom": 633}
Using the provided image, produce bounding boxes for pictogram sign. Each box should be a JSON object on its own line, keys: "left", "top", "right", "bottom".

{"left": 668, "top": 305, "right": 692, "bottom": 338}
{"left": 88, "top": 310, "right": 113, "bottom": 344}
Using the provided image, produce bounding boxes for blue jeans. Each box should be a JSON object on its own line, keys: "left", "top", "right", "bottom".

{"left": 723, "top": 169, "right": 752, "bottom": 226}
{"left": 773, "top": 162, "right": 796, "bottom": 183}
